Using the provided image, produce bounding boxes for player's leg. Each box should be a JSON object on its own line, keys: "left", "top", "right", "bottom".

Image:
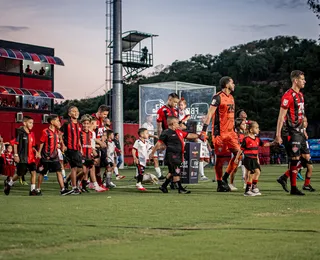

{"left": 300, "top": 147, "right": 315, "bottom": 191}
{"left": 170, "top": 159, "right": 189, "bottom": 194}
{"left": 222, "top": 134, "right": 240, "bottom": 185}
{"left": 251, "top": 167, "right": 261, "bottom": 195}
{"left": 287, "top": 134, "right": 306, "bottom": 195}
{"left": 114, "top": 165, "right": 125, "bottom": 180}
{"left": 36, "top": 161, "right": 48, "bottom": 195}
{"left": 153, "top": 156, "right": 164, "bottom": 179}
{"left": 105, "top": 163, "right": 116, "bottom": 188}
{"left": 136, "top": 164, "right": 146, "bottom": 191}
{"left": 159, "top": 157, "right": 172, "bottom": 193}
{"left": 29, "top": 163, "right": 39, "bottom": 196}
{"left": 4, "top": 164, "right": 25, "bottom": 195}
{"left": 214, "top": 136, "right": 230, "bottom": 191}
{"left": 89, "top": 165, "right": 107, "bottom": 192}
{"left": 243, "top": 158, "right": 258, "bottom": 197}
{"left": 198, "top": 141, "right": 209, "bottom": 180}
{"left": 229, "top": 154, "right": 242, "bottom": 191}
{"left": 80, "top": 164, "right": 90, "bottom": 193}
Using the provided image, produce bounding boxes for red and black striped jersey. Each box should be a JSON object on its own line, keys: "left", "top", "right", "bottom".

{"left": 2, "top": 151, "right": 14, "bottom": 165}
{"left": 281, "top": 88, "right": 305, "bottom": 133}
{"left": 60, "top": 120, "right": 81, "bottom": 151}
{"left": 241, "top": 136, "right": 264, "bottom": 158}
{"left": 157, "top": 105, "right": 178, "bottom": 130}
{"left": 91, "top": 113, "right": 106, "bottom": 138}
{"left": 40, "top": 128, "right": 59, "bottom": 161}
{"left": 80, "top": 130, "right": 93, "bottom": 160}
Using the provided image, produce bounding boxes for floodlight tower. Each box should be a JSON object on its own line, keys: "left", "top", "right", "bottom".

{"left": 112, "top": 0, "right": 124, "bottom": 159}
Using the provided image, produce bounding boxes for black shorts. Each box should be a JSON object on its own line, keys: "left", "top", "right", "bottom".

{"left": 136, "top": 164, "right": 145, "bottom": 176}
{"left": 165, "top": 153, "right": 182, "bottom": 177}
{"left": 284, "top": 132, "right": 310, "bottom": 158}
{"left": 243, "top": 157, "right": 260, "bottom": 173}
{"left": 65, "top": 149, "right": 83, "bottom": 168}
{"left": 83, "top": 158, "right": 94, "bottom": 169}
{"left": 300, "top": 157, "right": 312, "bottom": 168}
{"left": 16, "top": 163, "right": 37, "bottom": 176}
{"left": 105, "top": 161, "right": 114, "bottom": 168}
{"left": 37, "top": 160, "right": 62, "bottom": 174}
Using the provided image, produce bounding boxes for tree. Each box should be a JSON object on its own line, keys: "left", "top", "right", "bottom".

{"left": 308, "top": 0, "right": 320, "bottom": 39}
{"left": 54, "top": 36, "right": 320, "bottom": 135}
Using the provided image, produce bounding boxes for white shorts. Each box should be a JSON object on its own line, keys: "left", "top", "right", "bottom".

{"left": 58, "top": 149, "right": 63, "bottom": 161}
{"left": 198, "top": 140, "right": 210, "bottom": 159}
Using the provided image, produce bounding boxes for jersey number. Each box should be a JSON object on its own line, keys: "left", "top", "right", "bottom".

{"left": 227, "top": 104, "right": 234, "bottom": 113}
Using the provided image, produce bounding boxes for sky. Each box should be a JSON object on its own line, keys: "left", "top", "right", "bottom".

{"left": 0, "top": 0, "right": 318, "bottom": 100}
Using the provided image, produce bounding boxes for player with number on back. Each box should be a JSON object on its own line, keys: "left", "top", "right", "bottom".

{"left": 275, "top": 70, "right": 309, "bottom": 196}
{"left": 200, "top": 76, "right": 241, "bottom": 192}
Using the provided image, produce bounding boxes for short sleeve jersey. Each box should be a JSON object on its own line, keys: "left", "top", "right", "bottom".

{"left": 60, "top": 120, "right": 81, "bottom": 151}
{"left": 159, "top": 128, "right": 188, "bottom": 155}
{"left": 80, "top": 130, "right": 93, "bottom": 160}
{"left": 2, "top": 151, "right": 14, "bottom": 166}
{"left": 106, "top": 140, "right": 116, "bottom": 163}
{"left": 40, "top": 128, "right": 59, "bottom": 161}
{"left": 91, "top": 113, "right": 106, "bottom": 138}
{"left": 15, "top": 127, "right": 36, "bottom": 164}
{"left": 157, "top": 105, "right": 179, "bottom": 130}
{"left": 210, "top": 91, "right": 235, "bottom": 137}
{"left": 132, "top": 138, "right": 153, "bottom": 167}
{"left": 178, "top": 108, "right": 190, "bottom": 121}
{"left": 280, "top": 88, "right": 305, "bottom": 132}
{"left": 241, "top": 136, "right": 264, "bottom": 158}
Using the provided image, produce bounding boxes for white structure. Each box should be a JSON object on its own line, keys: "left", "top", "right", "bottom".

{"left": 139, "top": 81, "right": 216, "bottom": 131}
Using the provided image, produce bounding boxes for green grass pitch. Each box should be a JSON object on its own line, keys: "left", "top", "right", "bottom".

{"left": 1, "top": 165, "right": 320, "bottom": 260}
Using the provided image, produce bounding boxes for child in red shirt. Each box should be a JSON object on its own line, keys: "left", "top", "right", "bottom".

{"left": 2, "top": 144, "right": 15, "bottom": 179}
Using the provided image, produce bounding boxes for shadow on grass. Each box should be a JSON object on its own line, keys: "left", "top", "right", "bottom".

{"left": 1, "top": 222, "right": 319, "bottom": 233}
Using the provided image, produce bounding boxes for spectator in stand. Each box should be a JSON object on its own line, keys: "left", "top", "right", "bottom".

{"left": 2, "top": 99, "right": 7, "bottom": 107}
{"left": 25, "top": 65, "right": 32, "bottom": 74}
{"left": 35, "top": 102, "right": 39, "bottom": 110}
{"left": 33, "top": 70, "right": 39, "bottom": 75}
{"left": 39, "top": 67, "right": 45, "bottom": 76}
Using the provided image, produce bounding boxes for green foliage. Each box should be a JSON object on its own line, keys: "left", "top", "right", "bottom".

{"left": 55, "top": 36, "right": 320, "bottom": 130}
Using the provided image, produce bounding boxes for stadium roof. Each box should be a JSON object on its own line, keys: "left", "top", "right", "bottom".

{"left": 109, "top": 30, "right": 158, "bottom": 52}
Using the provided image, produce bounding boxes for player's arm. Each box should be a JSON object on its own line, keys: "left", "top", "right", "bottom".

{"left": 13, "top": 131, "right": 20, "bottom": 163}
{"left": 38, "top": 143, "right": 44, "bottom": 156}
{"left": 59, "top": 124, "right": 67, "bottom": 151}
{"left": 235, "top": 139, "right": 246, "bottom": 164}
{"left": 132, "top": 148, "right": 139, "bottom": 165}
{"left": 95, "top": 138, "right": 106, "bottom": 148}
{"left": 201, "top": 95, "right": 220, "bottom": 139}
{"left": 186, "top": 133, "right": 199, "bottom": 140}
{"left": 203, "top": 105, "right": 217, "bottom": 128}
{"left": 149, "top": 141, "right": 166, "bottom": 160}
{"left": 157, "top": 122, "right": 162, "bottom": 138}
{"left": 234, "top": 150, "right": 242, "bottom": 164}
{"left": 275, "top": 107, "right": 287, "bottom": 144}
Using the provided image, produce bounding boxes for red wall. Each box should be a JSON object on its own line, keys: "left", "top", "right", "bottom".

{"left": 23, "top": 78, "right": 52, "bottom": 91}
{"left": 0, "top": 112, "right": 138, "bottom": 164}
{"left": 0, "top": 111, "right": 47, "bottom": 143}
{"left": 0, "top": 74, "right": 20, "bottom": 88}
